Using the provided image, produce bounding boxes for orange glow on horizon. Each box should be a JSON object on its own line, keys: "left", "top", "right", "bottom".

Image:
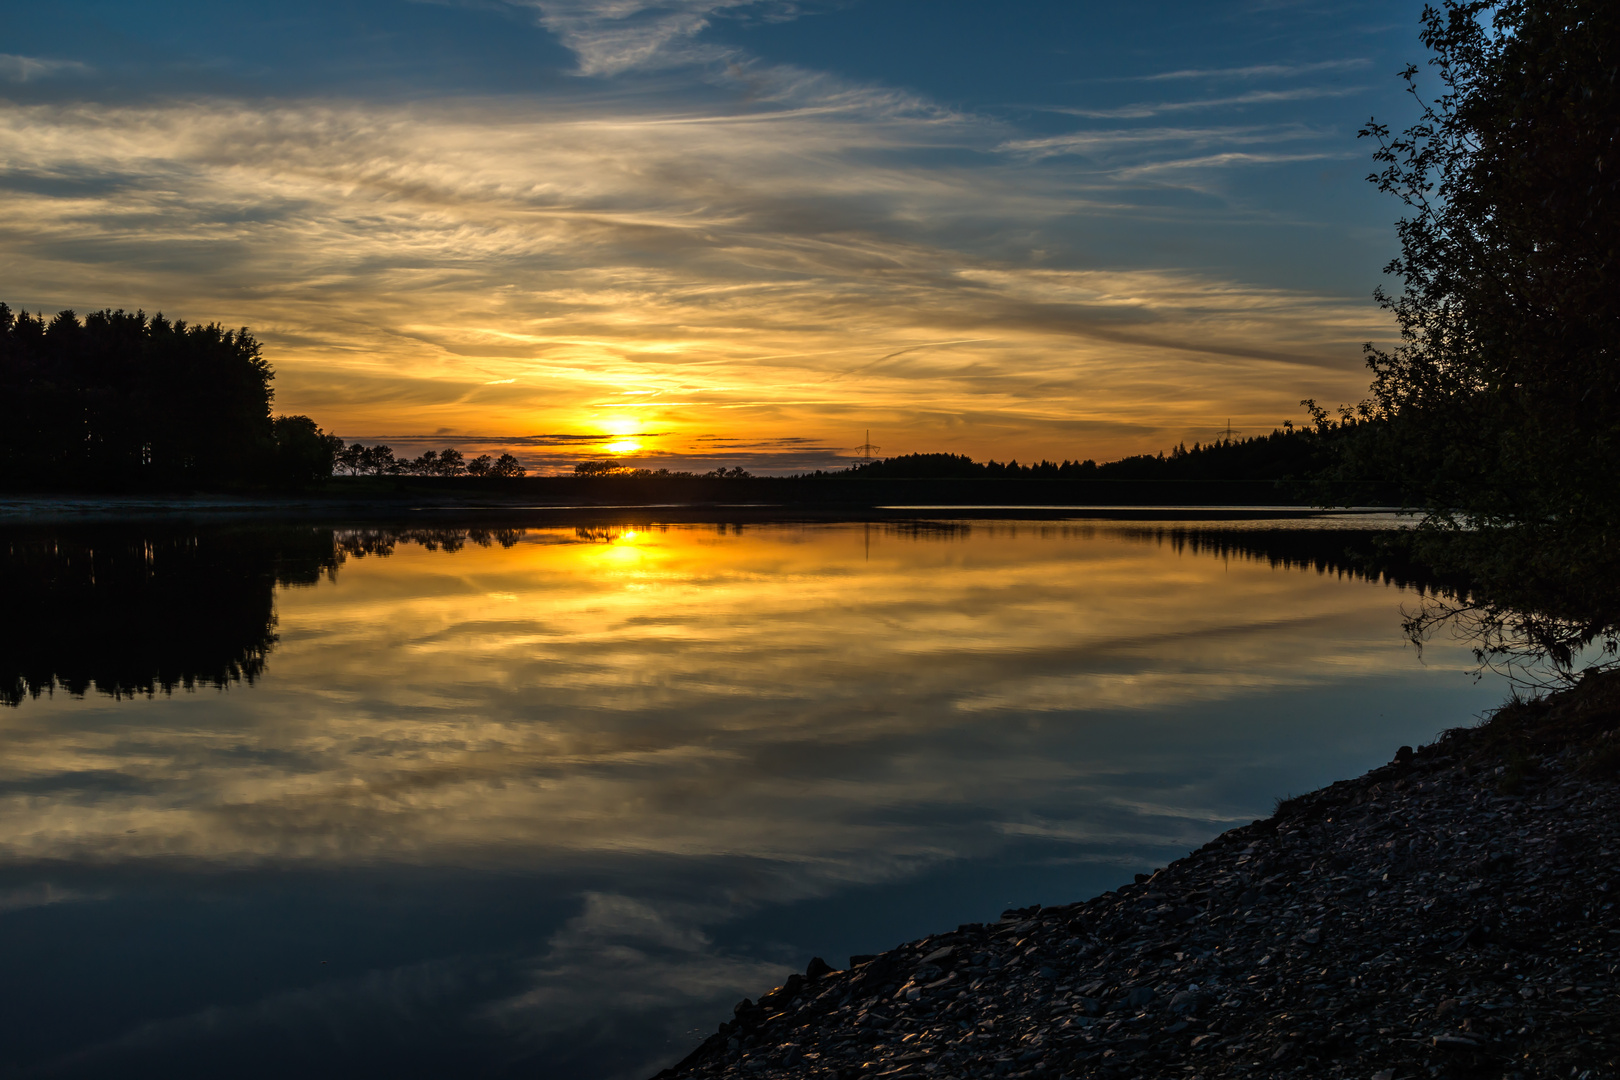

{"left": 0, "top": 100, "right": 1391, "bottom": 468}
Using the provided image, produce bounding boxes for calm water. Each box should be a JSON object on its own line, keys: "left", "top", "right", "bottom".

{"left": 0, "top": 516, "right": 1506, "bottom": 1078}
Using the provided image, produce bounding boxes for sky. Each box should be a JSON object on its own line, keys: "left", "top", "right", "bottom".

{"left": 0, "top": 0, "right": 1432, "bottom": 473}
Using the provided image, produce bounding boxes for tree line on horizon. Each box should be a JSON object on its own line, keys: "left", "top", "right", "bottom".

{"left": 835, "top": 409, "right": 1370, "bottom": 485}
{"left": 557, "top": 404, "right": 1370, "bottom": 485}
{"left": 334, "top": 443, "right": 526, "bottom": 478}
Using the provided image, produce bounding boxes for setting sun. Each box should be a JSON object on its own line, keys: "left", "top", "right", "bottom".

{"left": 604, "top": 439, "right": 641, "bottom": 455}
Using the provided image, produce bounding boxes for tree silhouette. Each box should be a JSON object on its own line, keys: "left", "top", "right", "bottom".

{"left": 436, "top": 449, "right": 466, "bottom": 476}
{"left": 0, "top": 304, "right": 340, "bottom": 489}
{"left": 272, "top": 416, "right": 343, "bottom": 488}
{"left": 490, "top": 453, "right": 526, "bottom": 478}
{"left": 1357, "top": 0, "right": 1619, "bottom": 541}
{"left": 1338, "top": 0, "right": 1620, "bottom": 647}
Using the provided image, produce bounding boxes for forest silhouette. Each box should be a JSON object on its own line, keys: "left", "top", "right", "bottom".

{"left": 0, "top": 306, "right": 340, "bottom": 490}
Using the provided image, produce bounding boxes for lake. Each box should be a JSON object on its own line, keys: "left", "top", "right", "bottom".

{"left": 0, "top": 514, "right": 1506, "bottom": 1078}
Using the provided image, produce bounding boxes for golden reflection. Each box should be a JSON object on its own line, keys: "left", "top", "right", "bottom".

{"left": 0, "top": 523, "right": 1498, "bottom": 876}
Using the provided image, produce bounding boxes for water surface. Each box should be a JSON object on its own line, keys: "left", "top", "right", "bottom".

{"left": 0, "top": 517, "right": 1505, "bottom": 1078}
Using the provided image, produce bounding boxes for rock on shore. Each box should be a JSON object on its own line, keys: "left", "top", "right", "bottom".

{"left": 655, "top": 672, "right": 1620, "bottom": 1080}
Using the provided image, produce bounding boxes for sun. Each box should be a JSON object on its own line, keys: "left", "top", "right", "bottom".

{"left": 604, "top": 439, "right": 641, "bottom": 455}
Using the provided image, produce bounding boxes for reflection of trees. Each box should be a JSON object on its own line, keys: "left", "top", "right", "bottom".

{"left": 333, "top": 527, "right": 524, "bottom": 558}
{"left": 1391, "top": 538, "right": 1620, "bottom": 689}
{"left": 10, "top": 518, "right": 1606, "bottom": 706}
{"left": 1140, "top": 527, "right": 1449, "bottom": 592}
{"left": 0, "top": 525, "right": 532, "bottom": 706}
{"left": 1142, "top": 525, "right": 1619, "bottom": 689}
{"left": 573, "top": 526, "right": 641, "bottom": 544}
{"left": 1401, "top": 596, "right": 1619, "bottom": 690}
{"left": 0, "top": 526, "right": 342, "bottom": 707}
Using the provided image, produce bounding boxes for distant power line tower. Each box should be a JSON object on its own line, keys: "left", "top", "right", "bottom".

{"left": 1214, "top": 418, "right": 1243, "bottom": 442}
{"left": 854, "top": 430, "right": 882, "bottom": 461}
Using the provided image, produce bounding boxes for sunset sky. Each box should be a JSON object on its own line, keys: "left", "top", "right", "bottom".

{"left": 1, "top": 0, "right": 1428, "bottom": 473}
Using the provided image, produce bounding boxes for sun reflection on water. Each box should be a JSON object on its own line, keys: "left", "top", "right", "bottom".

{"left": 0, "top": 521, "right": 1499, "bottom": 871}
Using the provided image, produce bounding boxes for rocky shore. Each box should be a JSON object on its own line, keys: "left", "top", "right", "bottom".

{"left": 656, "top": 672, "right": 1620, "bottom": 1080}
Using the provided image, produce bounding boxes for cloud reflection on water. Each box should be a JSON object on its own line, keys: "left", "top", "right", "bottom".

{"left": 0, "top": 520, "right": 1505, "bottom": 1078}
{"left": 0, "top": 522, "right": 1446, "bottom": 869}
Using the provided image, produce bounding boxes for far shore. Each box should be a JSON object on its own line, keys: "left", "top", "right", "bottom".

{"left": 0, "top": 476, "right": 1404, "bottom": 526}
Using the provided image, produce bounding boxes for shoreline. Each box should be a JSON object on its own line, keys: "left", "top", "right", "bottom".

{"left": 0, "top": 475, "right": 1376, "bottom": 524}
{"left": 654, "top": 673, "right": 1620, "bottom": 1080}
{"left": 0, "top": 492, "right": 1401, "bottom": 528}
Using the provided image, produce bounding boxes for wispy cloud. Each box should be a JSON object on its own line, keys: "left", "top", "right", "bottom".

{"left": 1053, "top": 85, "right": 1366, "bottom": 120}
{"left": 0, "top": 54, "right": 92, "bottom": 83}
{"left": 516, "top": 0, "right": 799, "bottom": 75}
{"left": 1133, "top": 58, "right": 1371, "bottom": 81}
{"left": 0, "top": 92, "right": 1386, "bottom": 468}
{"left": 1112, "top": 150, "right": 1350, "bottom": 180}
{"left": 1000, "top": 123, "right": 1325, "bottom": 161}
{"left": 0, "top": 882, "right": 94, "bottom": 913}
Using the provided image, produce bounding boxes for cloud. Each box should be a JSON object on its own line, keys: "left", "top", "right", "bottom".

{"left": 0, "top": 520, "right": 1462, "bottom": 871}
{"left": 1111, "top": 150, "right": 1350, "bottom": 180}
{"left": 492, "top": 892, "right": 789, "bottom": 1024}
{"left": 516, "top": 1, "right": 798, "bottom": 75}
{"left": 0, "top": 881, "right": 94, "bottom": 913}
{"left": 999, "top": 122, "right": 1325, "bottom": 161}
{"left": 0, "top": 92, "right": 1387, "bottom": 468}
{"left": 0, "top": 54, "right": 91, "bottom": 83}
{"left": 1052, "top": 85, "right": 1367, "bottom": 120}
{"left": 1133, "top": 58, "right": 1372, "bottom": 81}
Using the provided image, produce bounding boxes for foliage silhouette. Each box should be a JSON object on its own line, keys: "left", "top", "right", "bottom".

{"left": 0, "top": 305, "right": 340, "bottom": 490}
{"left": 1342, "top": 0, "right": 1620, "bottom": 683}
{"left": 1349, "top": 2, "right": 1619, "bottom": 546}
{"left": 840, "top": 418, "right": 1376, "bottom": 492}
{"left": 337, "top": 443, "right": 526, "bottom": 478}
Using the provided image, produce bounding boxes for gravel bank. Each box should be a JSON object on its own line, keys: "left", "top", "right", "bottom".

{"left": 656, "top": 673, "right": 1620, "bottom": 1080}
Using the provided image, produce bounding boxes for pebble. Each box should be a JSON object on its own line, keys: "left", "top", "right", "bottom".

{"left": 653, "top": 671, "right": 1620, "bottom": 1080}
